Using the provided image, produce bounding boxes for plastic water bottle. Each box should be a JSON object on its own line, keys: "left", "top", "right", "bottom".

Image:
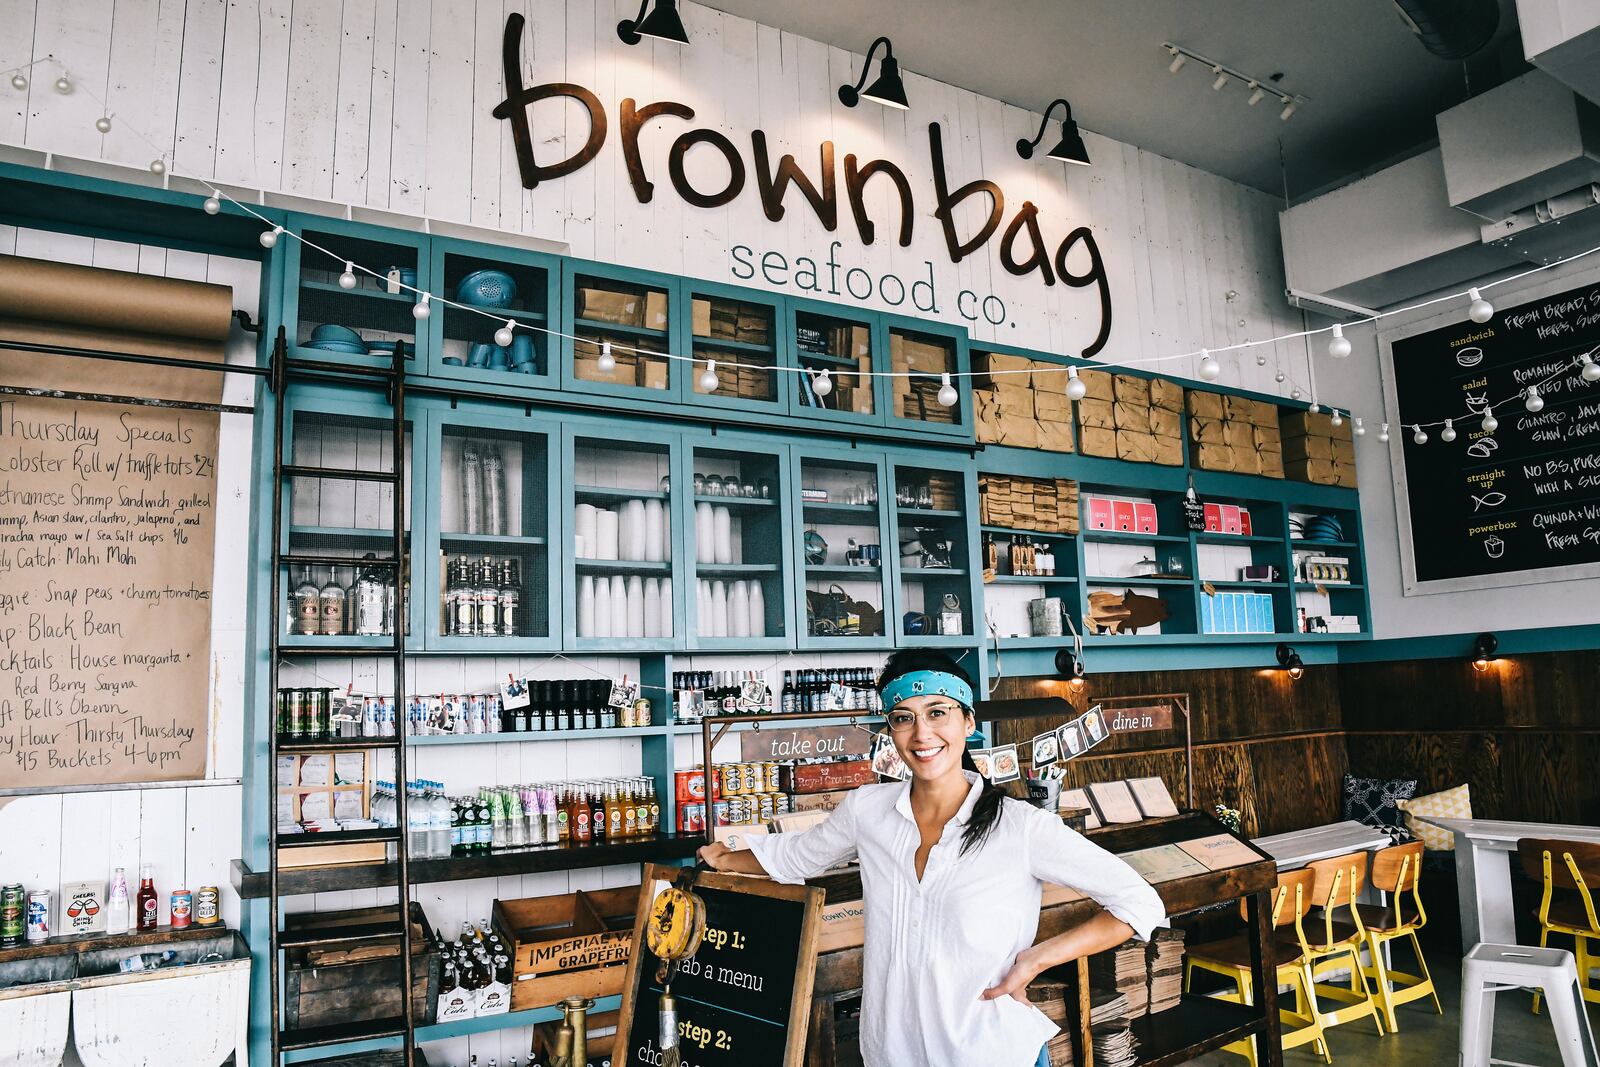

{"left": 407, "top": 782, "right": 430, "bottom": 857}
{"left": 428, "top": 782, "right": 452, "bottom": 858}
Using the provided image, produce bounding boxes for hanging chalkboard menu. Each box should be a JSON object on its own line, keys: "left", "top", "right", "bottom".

{"left": 1387, "top": 276, "right": 1600, "bottom": 593}
{"left": 613, "top": 864, "right": 824, "bottom": 1067}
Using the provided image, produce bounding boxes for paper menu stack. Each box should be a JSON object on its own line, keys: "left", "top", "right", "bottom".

{"left": 1085, "top": 780, "right": 1143, "bottom": 825}
{"left": 1127, "top": 776, "right": 1180, "bottom": 818}
{"left": 1060, "top": 788, "right": 1100, "bottom": 830}
{"left": 1090, "top": 940, "right": 1149, "bottom": 1017}
{"left": 1146, "top": 928, "right": 1187, "bottom": 1014}
{"left": 1028, "top": 974, "right": 1076, "bottom": 1067}
{"left": 1087, "top": 988, "right": 1138, "bottom": 1067}
{"left": 1177, "top": 833, "right": 1265, "bottom": 872}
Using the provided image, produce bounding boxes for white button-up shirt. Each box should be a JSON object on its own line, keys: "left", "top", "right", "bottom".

{"left": 748, "top": 771, "right": 1165, "bottom": 1067}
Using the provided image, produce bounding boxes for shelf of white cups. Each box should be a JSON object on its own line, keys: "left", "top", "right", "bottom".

{"left": 692, "top": 472, "right": 775, "bottom": 639}
{"left": 573, "top": 484, "right": 674, "bottom": 639}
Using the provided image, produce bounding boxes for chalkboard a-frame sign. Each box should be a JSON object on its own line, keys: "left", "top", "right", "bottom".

{"left": 612, "top": 864, "right": 825, "bottom": 1067}
{"left": 1383, "top": 271, "right": 1600, "bottom": 595}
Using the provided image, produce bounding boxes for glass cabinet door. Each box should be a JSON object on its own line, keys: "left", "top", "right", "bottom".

{"left": 685, "top": 440, "right": 790, "bottom": 648}
{"left": 787, "top": 300, "right": 882, "bottom": 426}
{"left": 889, "top": 463, "right": 978, "bottom": 644}
{"left": 682, "top": 283, "right": 788, "bottom": 413}
{"left": 429, "top": 242, "right": 558, "bottom": 388}
{"left": 286, "top": 218, "right": 425, "bottom": 371}
{"left": 564, "top": 264, "right": 680, "bottom": 401}
{"left": 884, "top": 318, "right": 972, "bottom": 439}
{"left": 794, "top": 452, "right": 892, "bottom": 648}
{"left": 427, "top": 413, "right": 557, "bottom": 651}
{"left": 566, "top": 429, "right": 680, "bottom": 650}
{"left": 281, "top": 397, "right": 417, "bottom": 647}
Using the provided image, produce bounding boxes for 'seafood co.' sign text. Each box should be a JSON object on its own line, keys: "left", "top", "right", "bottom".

{"left": 493, "top": 14, "right": 1112, "bottom": 354}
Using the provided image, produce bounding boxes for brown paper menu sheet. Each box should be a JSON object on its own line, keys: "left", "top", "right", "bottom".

{"left": 0, "top": 258, "right": 232, "bottom": 789}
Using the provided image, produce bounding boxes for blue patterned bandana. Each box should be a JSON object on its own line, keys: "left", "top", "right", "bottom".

{"left": 879, "top": 670, "right": 975, "bottom": 711}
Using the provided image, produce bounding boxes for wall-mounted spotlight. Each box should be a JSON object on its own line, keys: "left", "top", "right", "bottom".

{"left": 1016, "top": 99, "right": 1090, "bottom": 166}
{"left": 1275, "top": 643, "right": 1305, "bottom": 680}
{"left": 617, "top": 0, "right": 689, "bottom": 45}
{"left": 1054, "top": 647, "right": 1088, "bottom": 691}
{"left": 839, "top": 36, "right": 909, "bottom": 109}
{"left": 1471, "top": 632, "right": 1499, "bottom": 672}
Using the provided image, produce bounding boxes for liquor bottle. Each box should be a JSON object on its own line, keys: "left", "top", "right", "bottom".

{"left": 319, "top": 566, "right": 346, "bottom": 636}
{"left": 106, "top": 867, "right": 131, "bottom": 935}
{"left": 982, "top": 532, "right": 997, "bottom": 575}
{"left": 441, "top": 557, "right": 459, "bottom": 636}
{"left": 291, "top": 568, "right": 320, "bottom": 635}
{"left": 476, "top": 557, "right": 500, "bottom": 637}
{"left": 136, "top": 864, "right": 158, "bottom": 930}
{"left": 353, "top": 555, "right": 387, "bottom": 636}
{"left": 781, "top": 670, "right": 797, "bottom": 714}
{"left": 498, "top": 559, "right": 521, "bottom": 637}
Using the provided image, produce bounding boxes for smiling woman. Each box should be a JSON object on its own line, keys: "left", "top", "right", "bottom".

{"left": 698, "top": 648, "right": 1166, "bottom": 1067}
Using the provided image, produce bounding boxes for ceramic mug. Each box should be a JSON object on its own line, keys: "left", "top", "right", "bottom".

{"left": 509, "top": 333, "right": 536, "bottom": 366}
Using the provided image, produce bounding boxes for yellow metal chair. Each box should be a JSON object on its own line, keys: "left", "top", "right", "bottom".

{"left": 1352, "top": 841, "right": 1442, "bottom": 1032}
{"left": 1302, "top": 850, "right": 1387, "bottom": 1038}
{"left": 1185, "top": 867, "right": 1330, "bottom": 1065}
{"left": 1518, "top": 838, "right": 1600, "bottom": 1014}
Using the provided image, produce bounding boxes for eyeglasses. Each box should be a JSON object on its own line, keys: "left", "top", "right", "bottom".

{"left": 884, "top": 704, "right": 964, "bottom": 733}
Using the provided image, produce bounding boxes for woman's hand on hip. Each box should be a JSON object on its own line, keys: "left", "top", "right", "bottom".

{"left": 980, "top": 945, "right": 1043, "bottom": 1004}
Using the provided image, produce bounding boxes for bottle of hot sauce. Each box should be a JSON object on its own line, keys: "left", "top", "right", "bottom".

{"left": 136, "top": 864, "right": 159, "bottom": 930}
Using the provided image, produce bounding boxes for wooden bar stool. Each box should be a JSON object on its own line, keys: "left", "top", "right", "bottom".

{"left": 1185, "top": 867, "right": 1330, "bottom": 1065}
{"left": 1351, "top": 841, "right": 1442, "bottom": 1032}
{"left": 1518, "top": 838, "right": 1600, "bottom": 1014}
{"left": 1302, "top": 850, "right": 1387, "bottom": 1038}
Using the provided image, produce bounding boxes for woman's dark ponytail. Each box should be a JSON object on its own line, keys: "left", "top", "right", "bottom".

{"left": 878, "top": 648, "right": 1006, "bottom": 856}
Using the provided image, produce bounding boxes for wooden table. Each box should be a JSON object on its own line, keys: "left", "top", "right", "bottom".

{"left": 1251, "top": 820, "right": 1393, "bottom": 869}
{"left": 1414, "top": 817, "right": 1600, "bottom": 953}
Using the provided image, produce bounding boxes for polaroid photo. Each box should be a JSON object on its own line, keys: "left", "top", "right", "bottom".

{"left": 969, "top": 747, "right": 995, "bottom": 779}
{"left": 500, "top": 675, "right": 530, "bottom": 711}
{"left": 1056, "top": 721, "right": 1086, "bottom": 758}
{"left": 1030, "top": 732, "right": 1060, "bottom": 769}
{"left": 1081, "top": 704, "right": 1108, "bottom": 746}
{"left": 990, "top": 743, "right": 1021, "bottom": 784}
{"left": 871, "top": 733, "right": 911, "bottom": 780}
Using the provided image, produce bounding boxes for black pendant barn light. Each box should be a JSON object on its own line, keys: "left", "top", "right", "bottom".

{"left": 1275, "top": 643, "right": 1305, "bottom": 680}
{"left": 1016, "top": 99, "right": 1090, "bottom": 166}
{"left": 617, "top": 0, "right": 689, "bottom": 45}
{"left": 839, "top": 36, "right": 909, "bottom": 109}
{"left": 1471, "top": 632, "right": 1499, "bottom": 672}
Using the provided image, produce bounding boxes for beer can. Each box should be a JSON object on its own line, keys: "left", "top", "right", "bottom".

{"left": 285, "top": 688, "right": 307, "bottom": 739}
{"left": 195, "top": 886, "right": 221, "bottom": 926}
{"left": 301, "top": 688, "right": 324, "bottom": 739}
{"left": 24, "top": 890, "right": 49, "bottom": 943}
{"left": 719, "top": 764, "right": 738, "bottom": 798}
{"left": 775, "top": 793, "right": 792, "bottom": 814}
{"left": 632, "top": 697, "right": 652, "bottom": 727}
{"left": 763, "top": 762, "right": 781, "bottom": 792}
{"left": 275, "top": 689, "right": 291, "bottom": 737}
{"left": 169, "top": 889, "right": 192, "bottom": 929}
{"left": 620, "top": 699, "right": 635, "bottom": 729}
{"left": 0, "top": 884, "right": 22, "bottom": 946}
{"left": 758, "top": 793, "right": 775, "bottom": 822}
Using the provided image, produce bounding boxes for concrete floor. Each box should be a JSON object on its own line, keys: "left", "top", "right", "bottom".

{"left": 1187, "top": 923, "right": 1600, "bottom": 1066}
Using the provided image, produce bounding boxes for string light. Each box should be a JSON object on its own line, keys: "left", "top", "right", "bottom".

{"left": 1198, "top": 349, "right": 1220, "bottom": 380}
{"left": 1274, "top": 370, "right": 1286, "bottom": 384}
{"left": 937, "top": 372, "right": 959, "bottom": 407}
{"left": 699, "top": 359, "right": 720, "bottom": 393}
{"left": 597, "top": 341, "right": 616, "bottom": 374}
{"left": 812, "top": 368, "right": 833, "bottom": 397}
{"left": 9, "top": 74, "right": 26, "bottom": 91}
{"left": 148, "top": 159, "right": 166, "bottom": 176}
{"left": 494, "top": 319, "right": 516, "bottom": 347}
{"left": 1468, "top": 287, "right": 1494, "bottom": 323}
{"left": 1254, "top": 351, "right": 1267, "bottom": 366}
{"left": 338, "top": 262, "right": 357, "bottom": 289}
{"left": 1412, "top": 424, "right": 1428, "bottom": 445}
{"left": 1524, "top": 386, "right": 1543, "bottom": 412}
{"left": 1065, "top": 365, "right": 1087, "bottom": 400}
{"left": 94, "top": 115, "right": 112, "bottom": 133}
{"left": 202, "top": 193, "right": 221, "bottom": 215}
{"left": 1353, "top": 417, "right": 1365, "bottom": 436}
{"left": 1290, "top": 387, "right": 1302, "bottom": 400}
{"left": 1583, "top": 354, "right": 1600, "bottom": 382}
{"left": 1330, "top": 409, "right": 1342, "bottom": 427}
{"left": 53, "top": 72, "right": 72, "bottom": 94}
{"left": 1308, "top": 400, "right": 1320, "bottom": 414}
{"left": 258, "top": 225, "right": 281, "bottom": 249}
{"left": 1328, "top": 323, "right": 1351, "bottom": 359}
{"left": 412, "top": 292, "right": 431, "bottom": 320}
{"left": 1440, "top": 419, "right": 1456, "bottom": 443}
{"left": 1379, "top": 423, "right": 1391, "bottom": 443}
{"left": 1480, "top": 409, "right": 1498, "bottom": 434}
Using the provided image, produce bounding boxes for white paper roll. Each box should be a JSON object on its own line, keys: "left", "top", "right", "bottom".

{"left": 592, "top": 575, "right": 612, "bottom": 638}
{"left": 696, "top": 502, "right": 715, "bottom": 564}
{"left": 711, "top": 580, "right": 729, "bottom": 638}
{"left": 622, "top": 499, "right": 647, "bottom": 561}
{"left": 644, "top": 499, "right": 665, "bottom": 562}
{"left": 626, "top": 575, "right": 645, "bottom": 638}
{"left": 578, "top": 575, "right": 596, "bottom": 637}
{"left": 644, "top": 578, "right": 662, "bottom": 637}
{"left": 596, "top": 508, "right": 620, "bottom": 560}
{"left": 729, "top": 581, "right": 750, "bottom": 638}
{"left": 748, "top": 581, "right": 765, "bottom": 638}
{"left": 713, "top": 506, "right": 733, "bottom": 565}
{"left": 575, "top": 504, "right": 599, "bottom": 556}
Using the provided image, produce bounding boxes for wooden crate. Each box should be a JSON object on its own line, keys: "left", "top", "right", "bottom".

{"left": 282, "top": 903, "right": 439, "bottom": 1030}
{"left": 492, "top": 886, "right": 639, "bottom": 1011}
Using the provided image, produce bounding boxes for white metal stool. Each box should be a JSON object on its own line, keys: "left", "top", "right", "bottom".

{"left": 1461, "top": 943, "right": 1599, "bottom": 1067}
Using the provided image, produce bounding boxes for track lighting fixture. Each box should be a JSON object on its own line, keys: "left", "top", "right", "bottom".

{"left": 617, "top": 0, "right": 689, "bottom": 45}
{"left": 1163, "top": 43, "right": 1306, "bottom": 121}
{"left": 1275, "top": 644, "right": 1305, "bottom": 680}
{"left": 1211, "top": 66, "right": 1229, "bottom": 91}
{"left": 1247, "top": 82, "right": 1265, "bottom": 106}
{"left": 1279, "top": 97, "right": 1297, "bottom": 121}
{"left": 1471, "top": 632, "right": 1499, "bottom": 672}
{"left": 1017, "top": 99, "right": 1090, "bottom": 166}
{"left": 1167, "top": 46, "right": 1186, "bottom": 73}
{"left": 839, "top": 36, "right": 909, "bottom": 110}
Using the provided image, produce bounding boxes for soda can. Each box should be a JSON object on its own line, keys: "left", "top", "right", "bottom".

{"left": 758, "top": 793, "right": 775, "bottom": 822}
{"left": 169, "top": 889, "right": 192, "bottom": 929}
{"left": 632, "top": 697, "right": 652, "bottom": 727}
{"left": 362, "top": 695, "right": 381, "bottom": 737}
{"left": 763, "top": 762, "right": 781, "bottom": 793}
{"left": 380, "top": 696, "right": 397, "bottom": 737}
{"left": 285, "top": 689, "right": 307, "bottom": 740}
{"left": 301, "top": 688, "right": 324, "bottom": 739}
{"left": 471, "top": 695, "right": 489, "bottom": 734}
{"left": 275, "top": 689, "right": 291, "bottom": 737}
{"left": 678, "top": 803, "right": 705, "bottom": 833}
{"left": 195, "top": 886, "right": 220, "bottom": 926}
{"left": 24, "top": 890, "right": 49, "bottom": 943}
{"left": 675, "top": 769, "right": 706, "bottom": 804}
{"left": 712, "top": 799, "right": 730, "bottom": 827}
{"left": 0, "top": 885, "right": 22, "bottom": 947}
{"left": 719, "top": 764, "right": 740, "bottom": 798}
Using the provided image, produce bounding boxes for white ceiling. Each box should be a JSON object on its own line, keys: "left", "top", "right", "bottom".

{"left": 701, "top": 0, "right": 1524, "bottom": 198}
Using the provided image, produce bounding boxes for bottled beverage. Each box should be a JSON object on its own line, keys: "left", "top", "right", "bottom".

{"left": 499, "top": 559, "right": 521, "bottom": 637}
{"left": 475, "top": 557, "right": 499, "bottom": 637}
{"left": 443, "top": 558, "right": 462, "bottom": 636}
{"left": 426, "top": 783, "right": 449, "bottom": 859}
{"left": 291, "top": 568, "right": 320, "bottom": 635}
{"left": 136, "top": 864, "right": 158, "bottom": 930}
{"left": 318, "top": 566, "right": 346, "bottom": 636}
{"left": 106, "top": 867, "right": 131, "bottom": 935}
{"left": 353, "top": 555, "right": 387, "bottom": 636}
{"left": 407, "top": 782, "right": 429, "bottom": 858}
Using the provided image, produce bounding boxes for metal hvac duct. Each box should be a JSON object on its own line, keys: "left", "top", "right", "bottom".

{"left": 1390, "top": 0, "right": 1501, "bottom": 59}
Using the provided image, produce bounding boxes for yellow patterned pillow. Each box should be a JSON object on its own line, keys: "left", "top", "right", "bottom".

{"left": 1397, "top": 784, "right": 1472, "bottom": 850}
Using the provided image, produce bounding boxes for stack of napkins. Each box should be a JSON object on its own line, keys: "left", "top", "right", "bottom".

{"left": 1147, "top": 928, "right": 1187, "bottom": 1014}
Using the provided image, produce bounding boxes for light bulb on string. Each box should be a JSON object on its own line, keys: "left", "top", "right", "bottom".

{"left": 1328, "top": 323, "right": 1351, "bottom": 359}
{"left": 1412, "top": 424, "right": 1428, "bottom": 445}
{"left": 1330, "top": 409, "right": 1343, "bottom": 427}
{"left": 94, "top": 115, "right": 112, "bottom": 133}
{"left": 1379, "top": 423, "right": 1391, "bottom": 443}
{"left": 597, "top": 341, "right": 616, "bottom": 374}
{"left": 412, "top": 292, "right": 431, "bottom": 320}
{"left": 10, "top": 73, "right": 26, "bottom": 91}
{"left": 1440, "top": 419, "right": 1456, "bottom": 443}
{"left": 1198, "top": 348, "right": 1220, "bottom": 380}
{"left": 1290, "top": 387, "right": 1302, "bottom": 400}
{"left": 1308, "top": 400, "right": 1320, "bottom": 414}
{"left": 1065, "top": 365, "right": 1087, "bottom": 401}
{"left": 494, "top": 319, "right": 515, "bottom": 347}
{"left": 54, "top": 72, "right": 71, "bottom": 94}
{"left": 202, "top": 192, "right": 222, "bottom": 214}
{"left": 699, "top": 360, "right": 720, "bottom": 393}
{"left": 1468, "top": 287, "right": 1494, "bottom": 324}
{"left": 338, "top": 262, "right": 357, "bottom": 289}
{"left": 1274, "top": 369, "right": 1286, "bottom": 384}
{"left": 1524, "top": 386, "right": 1543, "bottom": 412}
{"left": 1481, "top": 409, "right": 1498, "bottom": 434}
{"left": 1255, "top": 351, "right": 1267, "bottom": 367}
{"left": 259, "top": 225, "right": 281, "bottom": 249}
{"left": 1582, "top": 354, "right": 1600, "bottom": 382}
{"left": 937, "top": 372, "right": 959, "bottom": 407}
{"left": 1354, "top": 418, "right": 1365, "bottom": 436}
{"left": 812, "top": 368, "right": 833, "bottom": 397}
{"left": 148, "top": 159, "right": 166, "bottom": 176}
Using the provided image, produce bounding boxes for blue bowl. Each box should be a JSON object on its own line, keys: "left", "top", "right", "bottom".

{"left": 456, "top": 269, "right": 517, "bottom": 309}
{"left": 466, "top": 343, "right": 494, "bottom": 368}
{"left": 310, "top": 324, "right": 365, "bottom": 346}
{"left": 303, "top": 339, "right": 370, "bottom": 355}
